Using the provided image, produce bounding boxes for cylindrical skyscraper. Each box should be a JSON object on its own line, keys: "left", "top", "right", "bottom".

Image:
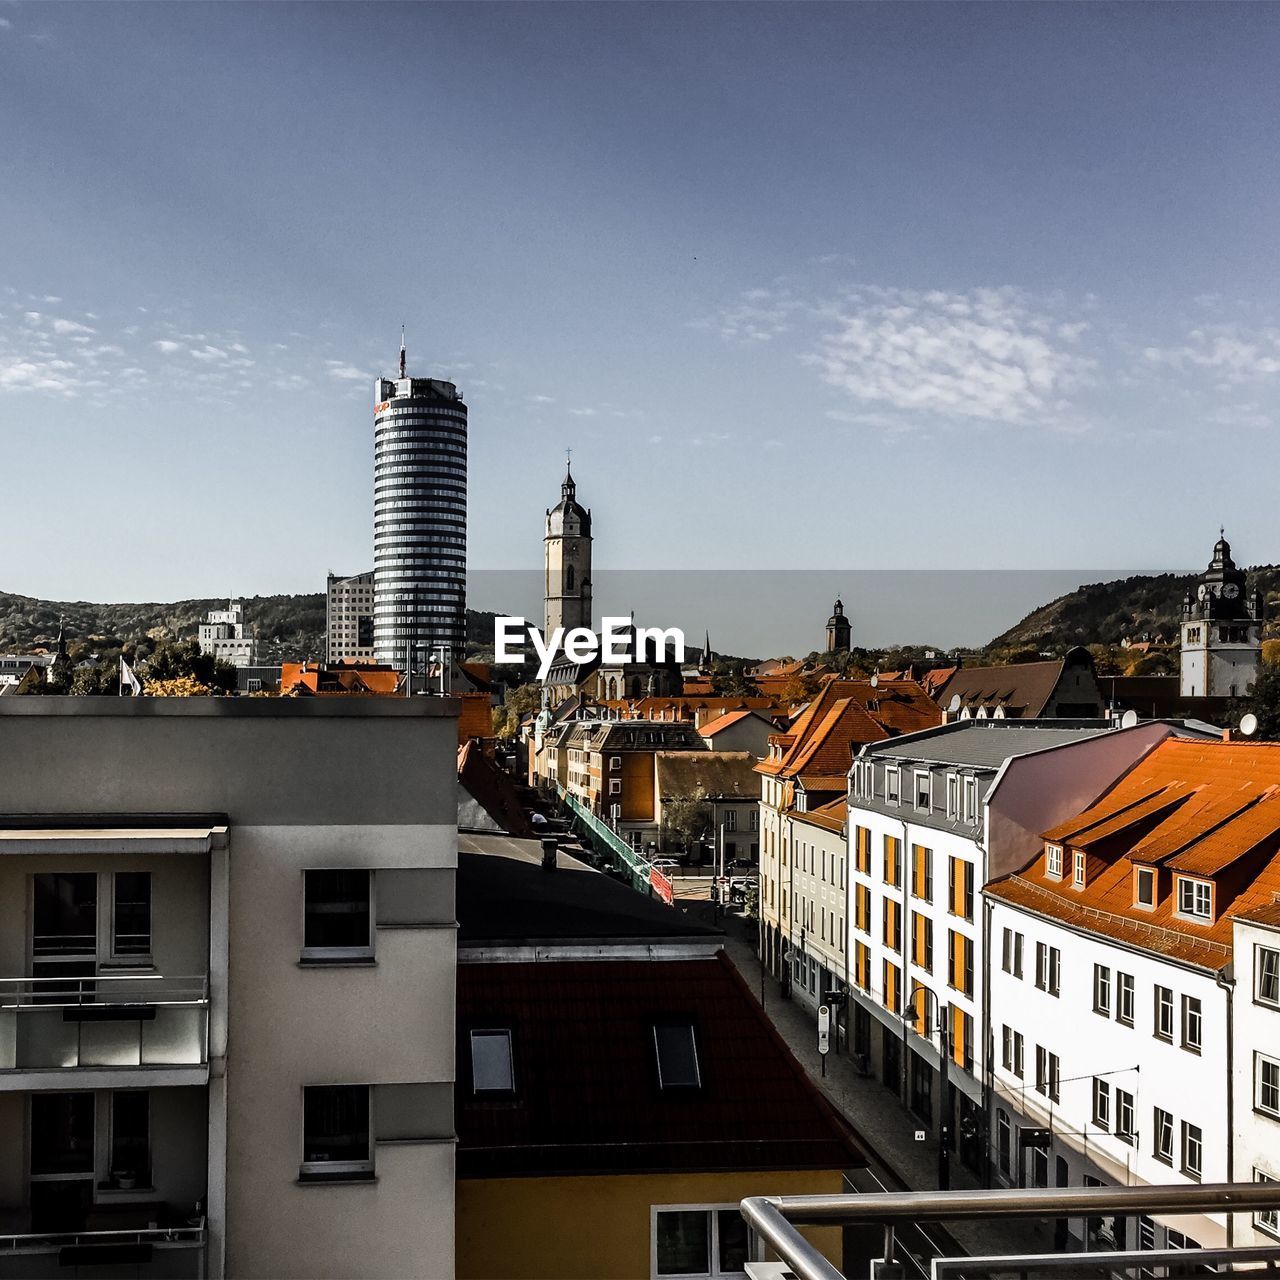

{"left": 373, "top": 339, "right": 468, "bottom": 667}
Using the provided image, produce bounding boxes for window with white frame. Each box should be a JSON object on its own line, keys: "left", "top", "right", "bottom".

{"left": 914, "top": 771, "right": 931, "bottom": 811}
{"left": 1117, "top": 972, "right": 1135, "bottom": 1026}
{"left": 1035, "top": 943, "right": 1061, "bottom": 996}
{"left": 1255, "top": 1170, "right": 1280, "bottom": 1240}
{"left": 1154, "top": 986, "right": 1175, "bottom": 1041}
{"left": 1073, "top": 849, "right": 1086, "bottom": 889}
{"left": 1177, "top": 877, "right": 1213, "bottom": 921}
{"left": 1046, "top": 844, "right": 1063, "bottom": 879}
{"left": 1153, "top": 1107, "right": 1174, "bottom": 1164}
{"left": 1093, "top": 964, "right": 1111, "bottom": 1016}
{"left": 1181, "top": 1121, "right": 1203, "bottom": 1181}
{"left": 1134, "top": 866, "right": 1156, "bottom": 909}
{"left": 1257, "top": 1053, "right": 1280, "bottom": 1118}
{"left": 610, "top": 779, "right": 622, "bottom": 795}
{"left": 725, "top": 810, "right": 737, "bottom": 831}
{"left": 946, "top": 773, "right": 960, "bottom": 819}
{"left": 1092, "top": 1078, "right": 1111, "bottom": 1130}
{"left": 1182, "top": 995, "right": 1202, "bottom": 1054}
{"left": 1116, "top": 1088, "right": 1135, "bottom": 1143}
{"left": 1035, "top": 1046, "right": 1060, "bottom": 1102}
{"left": 963, "top": 777, "right": 978, "bottom": 824}
{"left": 1257, "top": 946, "right": 1280, "bottom": 1008}
{"left": 652, "top": 1205, "right": 749, "bottom": 1279}
{"left": 886, "top": 767, "right": 901, "bottom": 805}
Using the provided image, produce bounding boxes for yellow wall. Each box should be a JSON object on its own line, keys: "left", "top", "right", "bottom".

{"left": 457, "top": 1167, "right": 846, "bottom": 1280}
{"left": 621, "top": 754, "right": 655, "bottom": 821}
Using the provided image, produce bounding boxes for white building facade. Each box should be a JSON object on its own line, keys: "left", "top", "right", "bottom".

{"left": 325, "top": 570, "right": 376, "bottom": 664}
{"left": 197, "top": 600, "right": 259, "bottom": 669}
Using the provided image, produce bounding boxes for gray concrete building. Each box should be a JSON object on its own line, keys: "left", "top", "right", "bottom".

{"left": 197, "top": 602, "right": 259, "bottom": 669}
{"left": 325, "top": 570, "right": 376, "bottom": 664}
{"left": 0, "top": 696, "right": 459, "bottom": 1279}
{"left": 373, "top": 338, "right": 468, "bottom": 667}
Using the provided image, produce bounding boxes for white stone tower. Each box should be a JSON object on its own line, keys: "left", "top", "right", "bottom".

{"left": 1180, "top": 531, "right": 1263, "bottom": 698}
{"left": 544, "top": 458, "right": 592, "bottom": 636}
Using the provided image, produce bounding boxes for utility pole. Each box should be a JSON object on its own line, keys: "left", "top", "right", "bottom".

{"left": 939, "top": 1000, "right": 952, "bottom": 1191}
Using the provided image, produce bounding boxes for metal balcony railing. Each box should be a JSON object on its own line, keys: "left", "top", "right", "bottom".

{"left": 0, "top": 1221, "right": 206, "bottom": 1279}
{"left": 740, "top": 1182, "right": 1280, "bottom": 1280}
{"left": 0, "top": 974, "right": 209, "bottom": 1074}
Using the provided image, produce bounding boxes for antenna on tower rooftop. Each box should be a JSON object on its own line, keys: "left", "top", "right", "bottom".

{"left": 399, "top": 326, "right": 406, "bottom": 379}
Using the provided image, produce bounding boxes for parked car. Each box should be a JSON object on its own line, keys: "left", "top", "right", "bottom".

{"left": 649, "top": 858, "right": 681, "bottom": 872}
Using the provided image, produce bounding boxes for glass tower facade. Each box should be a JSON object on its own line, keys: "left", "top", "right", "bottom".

{"left": 372, "top": 372, "right": 468, "bottom": 666}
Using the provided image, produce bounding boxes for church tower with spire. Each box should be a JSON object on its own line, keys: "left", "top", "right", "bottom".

{"left": 544, "top": 456, "right": 592, "bottom": 636}
{"left": 825, "top": 598, "right": 851, "bottom": 652}
{"left": 1180, "top": 530, "right": 1263, "bottom": 698}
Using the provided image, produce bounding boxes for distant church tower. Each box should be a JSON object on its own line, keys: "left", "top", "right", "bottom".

{"left": 544, "top": 458, "right": 592, "bottom": 636}
{"left": 1180, "top": 531, "right": 1263, "bottom": 698}
{"left": 826, "top": 598, "right": 851, "bottom": 652}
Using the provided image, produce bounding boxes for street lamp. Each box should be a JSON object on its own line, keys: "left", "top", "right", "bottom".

{"left": 902, "top": 983, "right": 953, "bottom": 1191}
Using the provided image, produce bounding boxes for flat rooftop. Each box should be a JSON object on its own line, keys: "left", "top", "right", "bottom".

{"left": 0, "top": 695, "right": 459, "bottom": 718}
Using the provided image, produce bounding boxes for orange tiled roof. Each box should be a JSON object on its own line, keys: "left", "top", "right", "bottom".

{"left": 989, "top": 740, "right": 1280, "bottom": 967}
{"left": 699, "top": 709, "right": 757, "bottom": 737}
{"left": 790, "top": 796, "right": 848, "bottom": 834}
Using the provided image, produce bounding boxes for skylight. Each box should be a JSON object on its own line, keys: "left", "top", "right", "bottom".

{"left": 653, "top": 1022, "right": 700, "bottom": 1088}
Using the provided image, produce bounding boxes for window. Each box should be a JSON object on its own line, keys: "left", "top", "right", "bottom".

{"left": 914, "top": 771, "right": 931, "bottom": 811}
{"left": 471, "top": 1030, "right": 515, "bottom": 1093}
{"left": 855, "top": 885, "right": 871, "bottom": 934}
{"left": 1134, "top": 866, "right": 1155, "bottom": 909}
{"left": 1093, "top": 964, "right": 1111, "bottom": 1016}
{"left": 1177, "top": 877, "right": 1213, "bottom": 921}
{"left": 610, "top": 755, "right": 622, "bottom": 769}
{"left": 1257, "top": 1053, "right": 1280, "bottom": 1118}
{"left": 303, "top": 869, "right": 372, "bottom": 960}
{"left": 886, "top": 767, "right": 901, "bottom": 805}
{"left": 883, "top": 900, "right": 902, "bottom": 952}
{"left": 1035, "top": 943, "right": 1061, "bottom": 997}
{"left": 654, "top": 1023, "right": 700, "bottom": 1089}
{"left": 1181, "top": 1122, "right": 1202, "bottom": 1181}
{"left": 1181, "top": 995, "right": 1202, "bottom": 1053}
{"left": 32, "top": 872, "right": 97, "bottom": 959}
{"left": 1035, "top": 1046, "right": 1060, "bottom": 1102}
{"left": 963, "top": 777, "right": 978, "bottom": 824}
{"left": 1029, "top": 1143, "right": 1049, "bottom": 1188}
{"left": 609, "top": 778, "right": 622, "bottom": 795}
{"left": 948, "top": 930, "right": 973, "bottom": 997}
{"left": 1153, "top": 1107, "right": 1174, "bottom": 1165}
{"left": 653, "top": 1206, "right": 747, "bottom": 1278}
{"left": 1255, "top": 1170, "right": 1280, "bottom": 1240}
{"left": 1001, "top": 928, "right": 1024, "bottom": 978}
{"left": 912, "top": 912, "right": 933, "bottom": 971}
{"left": 949, "top": 857, "right": 973, "bottom": 921}
{"left": 1011, "top": 1029, "right": 1024, "bottom": 1077}
{"left": 112, "top": 872, "right": 152, "bottom": 958}
{"left": 1073, "top": 849, "right": 1086, "bottom": 889}
{"left": 1046, "top": 844, "right": 1063, "bottom": 879}
{"left": 301, "top": 1085, "right": 372, "bottom": 1179}
{"left": 883, "top": 836, "right": 901, "bottom": 888}
{"left": 883, "top": 961, "right": 901, "bottom": 1015}
{"left": 110, "top": 1091, "right": 150, "bottom": 1186}
{"left": 997, "top": 1109, "right": 1011, "bottom": 1176}
{"left": 912, "top": 844, "right": 933, "bottom": 902}
{"left": 854, "top": 826, "right": 871, "bottom": 875}
{"left": 1117, "top": 972, "right": 1135, "bottom": 1026}
{"left": 1092, "top": 1078, "right": 1111, "bottom": 1130}
{"left": 1116, "top": 1088, "right": 1135, "bottom": 1144}
{"left": 1259, "top": 946, "right": 1280, "bottom": 1007}
{"left": 1154, "top": 986, "right": 1174, "bottom": 1041}
{"left": 947, "top": 773, "right": 960, "bottom": 820}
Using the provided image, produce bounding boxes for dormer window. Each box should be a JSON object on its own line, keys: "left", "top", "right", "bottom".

{"left": 1073, "top": 849, "right": 1086, "bottom": 889}
{"left": 1045, "top": 844, "right": 1064, "bottom": 879}
{"left": 946, "top": 773, "right": 959, "bottom": 819}
{"left": 1134, "top": 866, "right": 1156, "bottom": 910}
{"left": 886, "top": 767, "right": 901, "bottom": 805}
{"left": 1176, "top": 876, "right": 1213, "bottom": 922}
{"left": 963, "top": 777, "right": 978, "bottom": 825}
{"left": 914, "top": 771, "right": 931, "bottom": 812}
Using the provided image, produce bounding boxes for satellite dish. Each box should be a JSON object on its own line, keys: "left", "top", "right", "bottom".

{"left": 870, "top": 673, "right": 879, "bottom": 688}
{"left": 1120, "top": 709, "right": 1139, "bottom": 729}
{"left": 948, "top": 694, "right": 962, "bottom": 713}
{"left": 1241, "top": 713, "right": 1259, "bottom": 738}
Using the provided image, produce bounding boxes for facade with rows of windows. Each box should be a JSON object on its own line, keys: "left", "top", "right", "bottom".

{"left": 844, "top": 720, "right": 1173, "bottom": 1180}
{"left": 987, "top": 738, "right": 1280, "bottom": 1254}
{"left": 373, "top": 358, "right": 468, "bottom": 667}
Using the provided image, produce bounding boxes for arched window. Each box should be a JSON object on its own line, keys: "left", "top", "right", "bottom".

{"left": 566, "top": 564, "right": 575, "bottom": 592}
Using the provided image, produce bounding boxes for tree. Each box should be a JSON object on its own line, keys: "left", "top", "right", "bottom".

{"left": 141, "top": 640, "right": 237, "bottom": 693}
{"left": 145, "top": 675, "right": 213, "bottom": 697}
{"left": 1242, "top": 660, "right": 1280, "bottom": 741}
{"left": 492, "top": 681, "right": 543, "bottom": 739}
{"left": 662, "top": 790, "right": 713, "bottom": 856}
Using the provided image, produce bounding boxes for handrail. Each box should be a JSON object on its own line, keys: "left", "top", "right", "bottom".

{"left": 740, "top": 1182, "right": 1280, "bottom": 1280}
{"left": 0, "top": 974, "right": 209, "bottom": 1011}
{"left": 557, "top": 785, "right": 652, "bottom": 881}
{"left": 0, "top": 1219, "right": 206, "bottom": 1252}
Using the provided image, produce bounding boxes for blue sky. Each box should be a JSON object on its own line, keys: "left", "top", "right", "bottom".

{"left": 2, "top": 2, "right": 1279, "bottom": 610}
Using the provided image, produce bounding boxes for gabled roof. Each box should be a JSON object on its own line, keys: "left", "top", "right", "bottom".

{"left": 699, "top": 708, "right": 772, "bottom": 737}
{"left": 934, "top": 659, "right": 1066, "bottom": 718}
{"left": 456, "top": 953, "right": 863, "bottom": 1178}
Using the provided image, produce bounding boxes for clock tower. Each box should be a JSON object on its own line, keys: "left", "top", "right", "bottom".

{"left": 1180, "top": 531, "right": 1263, "bottom": 698}
{"left": 544, "top": 458, "right": 592, "bottom": 637}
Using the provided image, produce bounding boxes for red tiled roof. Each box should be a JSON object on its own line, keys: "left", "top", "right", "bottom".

{"left": 989, "top": 740, "right": 1280, "bottom": 967}
{"left": 456, "top": 953, "right": 864, "bottom": 1178}
{"left": 790, "top": 797, "right": 847, "bottom": 834}
{"left": 699, "top": 709, "right": 756, "bottom": 737}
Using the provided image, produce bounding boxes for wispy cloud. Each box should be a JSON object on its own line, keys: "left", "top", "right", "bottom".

{"left": 1143, "top": 325, "right": 1280, "bottom": 381}
{"left": 153, "top": 339, "right": 182, "bottom": 354}
{"left": 326, "top": 361, "right": 366, "bottom": 382}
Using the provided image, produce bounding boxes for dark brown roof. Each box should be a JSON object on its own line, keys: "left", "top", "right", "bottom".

{"left": 934, "top": 660, "right": 1065, "bottom": 718}
{"left": 456, "top": 953, "right": 864, "bottom": 1177}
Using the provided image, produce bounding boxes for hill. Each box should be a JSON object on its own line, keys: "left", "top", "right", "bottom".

{"left": 986, "top": 567, "right": 1280, "bottom": 653}
{"left": 0, "top": 589, "right": 499, "bottom": 665}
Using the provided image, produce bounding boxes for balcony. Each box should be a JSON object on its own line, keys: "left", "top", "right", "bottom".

{"left": 0, "top": 1222, "right": 205, "bottom": 1279}
{"left": 0, "top": 975, "right": 209, "bottom": 1086}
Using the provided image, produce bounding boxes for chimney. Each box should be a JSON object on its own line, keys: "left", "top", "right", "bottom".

{"left": 541, "top": 837, "right": 558, "bottom": 871}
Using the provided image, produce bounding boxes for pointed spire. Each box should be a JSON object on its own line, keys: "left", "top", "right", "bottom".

{"left": 399, "top": 326, "right": 406, "bottom": 380}
{"left": 562, "top": 450, "right": 576, "bottom": 499}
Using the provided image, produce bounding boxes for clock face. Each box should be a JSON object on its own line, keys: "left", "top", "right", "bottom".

{"left": 1224, "top": 583, "right": 1240, "bottom": 598}
{"left": 1197, "top": 584, "right": 1210, "bottom": 600}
